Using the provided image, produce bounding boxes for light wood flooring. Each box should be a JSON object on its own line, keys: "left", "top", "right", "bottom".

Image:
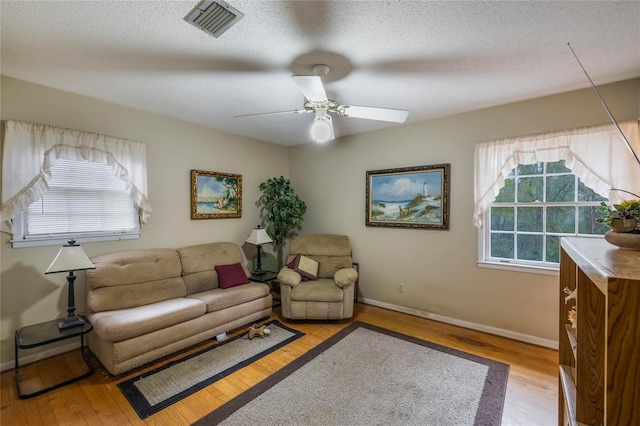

{"left": 1, "top": 303, "right": 558, "bottom": 425}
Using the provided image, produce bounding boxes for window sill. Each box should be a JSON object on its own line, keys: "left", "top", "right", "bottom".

{"left": 11, "top": 233, "right": 139, "bottom": 248}
{"left": 476, "top": 261, "right": 559, "bottom": 276}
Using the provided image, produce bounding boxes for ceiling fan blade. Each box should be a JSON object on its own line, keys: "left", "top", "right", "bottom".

{"left": 339, "top": 105, "right": 409, "bottom": 123}
{"left": 292, "top": 75, "right": 328, "bottom": 102}
{"left": 235, "top": 109, "right": 309, "bottom": 118}
{"left": 328, "top": 117, "right": 335, "bottom": 141}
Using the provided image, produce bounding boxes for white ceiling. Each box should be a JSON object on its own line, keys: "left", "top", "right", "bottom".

{"left": 1, "top": 1, "right": 639, "bottom": 146}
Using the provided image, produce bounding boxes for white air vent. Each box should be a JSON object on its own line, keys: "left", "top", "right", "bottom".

{"left": 184, "top": 0, "right": 244, "bottom": 38}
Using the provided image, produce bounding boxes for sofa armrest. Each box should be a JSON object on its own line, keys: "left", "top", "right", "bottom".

{"left": 278, "top": 267, "right": 303, "bottom": 288}
{"left": 334, "top": 267, "right": 358, "bottom": 289}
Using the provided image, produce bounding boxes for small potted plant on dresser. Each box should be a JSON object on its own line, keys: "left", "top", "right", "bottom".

{"left": 597, "top": 196, "right": 640, "bottom": 250}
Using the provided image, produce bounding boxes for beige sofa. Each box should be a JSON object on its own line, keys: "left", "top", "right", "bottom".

{"left": 85, "top": 242, "right": 272, "bottom": 375}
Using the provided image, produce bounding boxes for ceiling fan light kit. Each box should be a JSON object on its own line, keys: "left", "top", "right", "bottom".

{"left": 311, "top": 109, "right": 334, "bottom": 143}
{"left": 236, "top": 63, "right": 409, "bottom": 143}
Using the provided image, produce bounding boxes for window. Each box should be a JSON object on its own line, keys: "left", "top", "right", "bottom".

{"left": 12, "top": 159, "right": 139, "bottom": 247}
{"left": 474, "top": 121, "right": 640, "bottom": 274}
{"left": 484, "top": 160, "right": 608, "bottom": 269}
{"left": 1, "top": 120, "right": 152, "bottom": 247}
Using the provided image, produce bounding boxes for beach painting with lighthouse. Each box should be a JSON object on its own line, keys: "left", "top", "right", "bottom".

{"left": 366, "top": 164, "right": 450, "bottom": 229}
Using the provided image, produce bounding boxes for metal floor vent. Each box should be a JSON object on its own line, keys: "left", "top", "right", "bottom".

{"left": 184, "top": 0, "right": 244, "bottom": 38}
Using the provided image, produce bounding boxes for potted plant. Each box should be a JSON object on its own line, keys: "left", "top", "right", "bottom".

{"left": 257, "top": 176, "right": 307, "bottom": 270}
{"left": 596, "top": 198, "right": 640, "bottom": 233}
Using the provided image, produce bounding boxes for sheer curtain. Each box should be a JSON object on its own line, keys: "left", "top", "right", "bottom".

{"left": 1, "top": 120, "right": 152, "bottom": 234}
{"left": 473, "top": 120, "right": 640, "bottom": 228}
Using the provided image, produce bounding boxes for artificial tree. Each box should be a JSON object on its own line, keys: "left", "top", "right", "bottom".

{"left": 257, "top": 176, "right": 307, "bottom": 270}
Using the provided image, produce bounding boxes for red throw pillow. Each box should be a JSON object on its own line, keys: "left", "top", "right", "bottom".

{"left": 215, "top": 263, "right": 250, "bottom": 289}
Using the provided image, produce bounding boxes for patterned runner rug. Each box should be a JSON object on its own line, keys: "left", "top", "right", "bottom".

{"left": 118, "top": 320, "right": 304, "bottom": 419}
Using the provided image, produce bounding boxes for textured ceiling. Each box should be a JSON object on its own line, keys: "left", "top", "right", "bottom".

{"left": 1, "top": 1, "right": 639, "bottom": 146}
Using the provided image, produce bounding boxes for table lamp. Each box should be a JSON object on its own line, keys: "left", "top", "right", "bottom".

{"left": 45, "top": 239, "right": 96, "bottom": 329}
{"left": 245, "top": 225, "right": 273, "bottom": 275}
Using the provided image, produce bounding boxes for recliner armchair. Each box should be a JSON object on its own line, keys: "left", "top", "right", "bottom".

{"left": 277, "top": 234, "right": 357, "bottom": 320}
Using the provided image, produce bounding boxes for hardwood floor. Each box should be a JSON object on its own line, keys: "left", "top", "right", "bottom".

{"left": 1, "top": 303, "right": 558, "bottom": 425}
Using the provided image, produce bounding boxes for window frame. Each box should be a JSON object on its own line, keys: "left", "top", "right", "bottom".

{"left": 11, "top": 213, "right": 140, "bottom": 248}
{"left": 10, "top": 159, "right": 141, "bottom": 248}
{"left": 477, "top": 161, "right": 606, "bottom": 275}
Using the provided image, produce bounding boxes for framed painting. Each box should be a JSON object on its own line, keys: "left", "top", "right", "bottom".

{"left": 190, "top": 170, "right": 242, "bottom": 219}
{"left": 366, "top": 163, "right": 450, "bottom": 229}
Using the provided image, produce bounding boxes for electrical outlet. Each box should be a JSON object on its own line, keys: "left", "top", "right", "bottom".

{"left": 398, "top": 282, "right": 405, "bottom": 293}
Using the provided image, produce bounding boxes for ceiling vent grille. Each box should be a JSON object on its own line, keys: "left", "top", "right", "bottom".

{"left": 184, "top": 0, "right": 244, "bottom": 38}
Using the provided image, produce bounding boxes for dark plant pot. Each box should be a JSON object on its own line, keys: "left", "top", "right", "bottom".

{"left": 604, "top": 230, "right": 640, "bottom": 250}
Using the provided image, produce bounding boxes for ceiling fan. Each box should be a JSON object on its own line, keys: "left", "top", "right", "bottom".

{"left": 236, "top": 64, "right": 409, "bottom": 143}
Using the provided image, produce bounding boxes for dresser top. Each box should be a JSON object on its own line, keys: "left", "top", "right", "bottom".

{"left": 561, "top": 237, "right": 640, "bottom": 293}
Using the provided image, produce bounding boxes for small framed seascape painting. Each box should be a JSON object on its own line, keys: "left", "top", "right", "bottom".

{"left": 190, "top": 170, "right": 242, "bottom": 219}
{"left": 366, "top": 163, "right": 450, "bottom": 229}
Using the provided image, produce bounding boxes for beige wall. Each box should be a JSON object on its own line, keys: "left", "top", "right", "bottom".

{"left": 1, "top": 75, "right": 638, "bottom": 367}
{"left": 0, "top": 76, "right": 289, "bottom": 366}
{"left": 289, "top": 78, "right": 640, "bottom": 344}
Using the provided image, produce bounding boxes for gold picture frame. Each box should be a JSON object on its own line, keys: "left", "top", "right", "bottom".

{"left": 366, "top": 163, "right": 450, "bottom": 229}
{"left": 190, "top": 170, "right": 242, "bottom": 219}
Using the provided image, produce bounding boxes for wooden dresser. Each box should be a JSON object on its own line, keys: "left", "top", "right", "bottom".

{"left": 558, "top": 237, "right": 640, "bottom": 426}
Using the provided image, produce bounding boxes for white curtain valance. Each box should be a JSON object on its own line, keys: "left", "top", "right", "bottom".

{"left": 1, "top": 120, "right": 152, "bottom": 234}
{"left": 473, "top": 120, "right": 640, "bottom": 228}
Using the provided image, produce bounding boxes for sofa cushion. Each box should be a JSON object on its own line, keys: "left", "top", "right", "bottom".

{"left": 216, "top": 263, "right": 250, "bottom": 288}
{"left": 87, "top": 249, "right": 186, "bottom": 312}
{"left": 178, "top": 242, "right": 246, "bottom": 294}
{"left": 88, "top": 298, "right": 207, "bottom": 342}
{"left": 188, "top": 282, "right": 271, "bottom": 312}
{"left": 88, "top": 249, "right": 182, "bottom": 288}
{"left": 87, "top": 277, "right": 187, "bottom": 313}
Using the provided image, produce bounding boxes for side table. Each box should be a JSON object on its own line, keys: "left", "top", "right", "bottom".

{"left": 15, "top": 315, "right": 94, "bottom": 399}
{"left": 250, "top": 271, "right": 280, "bottom": 302}
{"left": 249, "top": 271, "right": 278, "bottom": 283}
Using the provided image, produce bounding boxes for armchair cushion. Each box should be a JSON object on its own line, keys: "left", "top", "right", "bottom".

{"left": 334, "top": 267, "right": 358, "bottom": 288}
{"left": 289, "top": 279, "right": 344, "bottom": 302}
{"left": 278, "top": 267, "right": 303, "bottom": 288}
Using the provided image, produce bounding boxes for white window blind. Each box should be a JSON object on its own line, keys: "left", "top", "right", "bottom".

{"left": 25, "top": 159, "right": 137, "bottom": 236}
{"left": 1, "top": 120, "right": 152, "bottom": 239}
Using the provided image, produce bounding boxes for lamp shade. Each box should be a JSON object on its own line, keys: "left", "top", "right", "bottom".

{"left": 45, "top": 241, "right": 96, "bottom": 274}
{"left": 311, "top": 108, "right": 334, "bottom": 143}
{"left": 245, "top": 226, "right": 273, "bottom": 245}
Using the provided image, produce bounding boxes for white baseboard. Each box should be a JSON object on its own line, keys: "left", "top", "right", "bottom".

{"left": 1, "top": 340, "right": 81, "bottom": 373}
{"left": 359, "top": 297, "right": 558, "bottom": 350}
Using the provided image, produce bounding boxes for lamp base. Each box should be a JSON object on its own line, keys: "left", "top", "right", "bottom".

{"left": 252, "top": 269, "right": 267, "bottom": 275}
{"left": 58, "top": 315, "right": 85, "bottom": 330}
